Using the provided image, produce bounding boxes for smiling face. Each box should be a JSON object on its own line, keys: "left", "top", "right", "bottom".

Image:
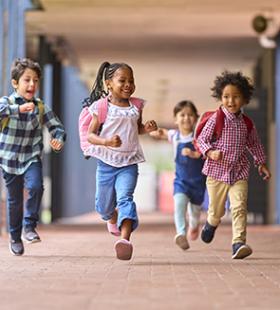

{"left": 11, "top": 68, "right": 39, "bottom": 101}
{"left": 175, "top": 106, "right": 198, "bottom": 135}
{"left": 221, "top": 84, "right": 246, "bottom": 114}
{"left": 106, "top": 66, "right": 135, "bottom": 101}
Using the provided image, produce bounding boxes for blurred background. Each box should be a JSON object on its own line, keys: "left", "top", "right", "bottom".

{"left": 1, "top": 0, "right": 280, "bottom": 227}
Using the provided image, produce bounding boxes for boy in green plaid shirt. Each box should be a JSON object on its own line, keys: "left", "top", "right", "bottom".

{"left": 0, "top": 58, "right": 66, "bottom": 256}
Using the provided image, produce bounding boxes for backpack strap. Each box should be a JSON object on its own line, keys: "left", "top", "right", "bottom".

{"left": 193, "top": 107, "right": 225, "bottom": 152}
{"left": 96, "top": 97, "right": 108, "bottom": 125}
{"left": 130, "top": 97, "right": 144, "bottom": 111}
{"left": 0, "top": 96, "right": 13, "bottom": 131}
{"left": 35, "top": 99, "right": 45, "bottom": 125}
{"left": 213, "top": 107, "right": 225, "bottom": 140}
{"left": 194, "top": 111, "right": 215, "bottom": 139}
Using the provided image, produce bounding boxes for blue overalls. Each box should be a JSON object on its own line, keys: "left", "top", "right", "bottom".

{"left": 174, "top": 132, "right": 206, "bottom": 205}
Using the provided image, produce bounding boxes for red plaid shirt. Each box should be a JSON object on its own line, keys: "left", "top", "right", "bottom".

{"left": 197, "top": 106, "right": 266, "bottom": 185}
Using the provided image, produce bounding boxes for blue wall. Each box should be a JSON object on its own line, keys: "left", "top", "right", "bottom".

{"left": 60, "top": 66, "right": 97, "bottom": 217}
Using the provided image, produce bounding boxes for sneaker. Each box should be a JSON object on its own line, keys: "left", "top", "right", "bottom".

{"left": 174, "top": 234, "right": 190, "bottom": 250}
{"left": 107, "top": 222, "right": 121, "bottom": 236}
{"left": 187, "top": 226, "right": 199, "bottom": 241}
{"left": 201, "top": 221, "right": 217, "bottom": 243}
{"left": 22, "top": 228, "right": 41, "bottom": 244}
{"left": 9, "top": 240, "right": 24, "bottom": 256}
{"left": 232, "top": 243, "right": 253, "bottom": 259}
{"left": 114, "top": 239, "right": 133, "bottom": 260}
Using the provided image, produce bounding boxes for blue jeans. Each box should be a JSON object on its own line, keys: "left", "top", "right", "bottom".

{"left": 2, "top": 162, "right": 44, "bottom": 241}
{"left": 95, "top": 161, "right": 139, "bottom": 231}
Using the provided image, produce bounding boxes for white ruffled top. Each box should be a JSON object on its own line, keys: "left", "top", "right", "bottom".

{"left": 84, "top": 100, "right": 145, "bottom": 167}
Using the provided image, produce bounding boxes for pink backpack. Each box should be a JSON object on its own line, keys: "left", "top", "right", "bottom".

{"left": 78, "top": 96, "right": 144, "bottom": 156}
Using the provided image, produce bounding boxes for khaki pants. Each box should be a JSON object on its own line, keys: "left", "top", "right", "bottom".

{"left": 206, "top": 176, "right": 248, "bottom": 244}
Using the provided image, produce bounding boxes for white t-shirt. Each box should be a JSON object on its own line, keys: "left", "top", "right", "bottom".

{"left": 84, "top": 101, "right": 145, "bottom": 167}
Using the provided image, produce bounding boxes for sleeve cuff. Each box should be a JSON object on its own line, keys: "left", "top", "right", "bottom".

{"left": 9, "top": 105, "right": 19, "bottom": 117}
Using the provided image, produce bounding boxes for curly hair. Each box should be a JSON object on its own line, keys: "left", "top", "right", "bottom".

{"left": 11, "top": 58, "right": 41, "bottom": 82}
{"left": 211, "top": 71, "right": 254, "bottom": 104}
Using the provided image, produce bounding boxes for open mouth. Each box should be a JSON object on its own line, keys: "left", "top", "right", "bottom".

{"left": 26, "top": 90, "right": 34, "bottom": 97}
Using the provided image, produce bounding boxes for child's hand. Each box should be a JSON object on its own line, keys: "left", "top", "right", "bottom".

{"left": 19, "top": 102, "right": 35, "bottom": 113}
{"left": 207, "top": 149, "right": 222, "bottom": 161}
{"left": 150, "top": 128, "right": 164, "bottom": 138}
{"left": 181, "top": 147, "right": 192, "bottom": 157}
{"left": 105, "top": 135, "right": 122, "bottom": 147}
{"left": 144, "top": 120, "right": 158, "bottom": 133}
{"left": 149, "top": 128, "right": 168, "bottom": 140}
{"left": 258, "top": 164, "right": 271, "bottom": 180}
{"left": 50, "top": 139, "right": 63, "bottom": 151}
{"left": 182, "top": 147, "right": 202, "bottom": 159}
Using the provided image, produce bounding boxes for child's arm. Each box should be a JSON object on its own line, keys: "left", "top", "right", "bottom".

{"left": 138, "top": 120, "right": 158, "bottom": 135}
{"left": 137, "top": 111, "right": 158, "bottom": 134}
{"left": 149, "top": 128, "right": 168, "bottom": 140}
{"left": 87, "top": 114, "right": 122, "bottom": 147}
{"left": 42, "top": 105, "right": 66, "bottom": 151}
{"left": 0, "top": 97, "right": 35, "bottom": 119}
{"left": 247, "top": 125, "right": 271, "bottom": 180}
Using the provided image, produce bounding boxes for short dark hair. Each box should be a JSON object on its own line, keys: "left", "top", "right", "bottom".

{"left": 211, "top": 70, "right": 254, "bottom": 104}
{"left": 173, "top": 100, "right": 199, "bottom": 118}
{"left": 11, "top": 58, "right": 41, "bottom": 82}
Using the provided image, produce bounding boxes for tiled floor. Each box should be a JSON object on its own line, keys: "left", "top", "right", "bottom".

{"left": 0, "top": 215, "right": 280, "bottom": 310}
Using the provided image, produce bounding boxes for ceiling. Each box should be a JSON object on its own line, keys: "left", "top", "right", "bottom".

{"left": 25, "top": 0, "right": 280, "bottom": 121}
{"left": 26, "top": 0, "right": 280, "bottom": 61}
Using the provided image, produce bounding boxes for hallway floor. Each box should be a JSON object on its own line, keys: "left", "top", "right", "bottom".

{"left": 0, "top": 216, "right": 280, "bottom": 309}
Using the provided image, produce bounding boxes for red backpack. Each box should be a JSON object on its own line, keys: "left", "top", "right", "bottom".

{"left": 78, "top": 96, "right": 144, "bottom": 157}
{"left": 193, "top": 107, "right": 254, "bottom": 153}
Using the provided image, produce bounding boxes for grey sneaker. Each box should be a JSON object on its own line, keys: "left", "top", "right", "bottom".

{"left": 9, "top": 240, "right": 24, "bottom": 256}
{"left": 22, "top": 228, "right": 41, "bottom": 244}
{"left": 174, "top": 234, "right": 190, "bottom": 250}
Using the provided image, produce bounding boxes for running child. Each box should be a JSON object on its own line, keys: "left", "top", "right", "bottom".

{"left": 0, "top": 58, "right": 66, "bottom": 256}
{"left": 86, "top": 61, "right": 157, "bottom": 260}
{"left": 150, "top": 100, "right": 206, "bottom": 250}
{"left": 196, "top": 70, "right": 271, "bottom": 259}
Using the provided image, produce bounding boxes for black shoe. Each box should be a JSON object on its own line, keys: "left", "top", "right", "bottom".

{"left": 9, "top": 240, "right": 24, "bottom": 256}
{"left": 232, "top": 243, "right": 252, "bottom": 259}
{"left": 22, "top": 228, "right": 41, "bottom": 243}
{"left": 201, "top": 221, "right": 217, "bottom": 243}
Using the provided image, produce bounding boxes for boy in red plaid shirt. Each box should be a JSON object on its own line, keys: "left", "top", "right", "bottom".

{"left": 197, "top": 71, "right": 271, "bottom": 259}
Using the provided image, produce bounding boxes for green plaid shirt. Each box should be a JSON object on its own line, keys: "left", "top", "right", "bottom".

{"left": 0, "top": 92, "right": 66, "bottom": 174}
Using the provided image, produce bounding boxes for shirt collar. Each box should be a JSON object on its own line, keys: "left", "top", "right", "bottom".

{"left": 221, "top": 105, "right": 243, "bottom": 121}
{"left": 11, "top": 91, "right": 36, "bottom": 105}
